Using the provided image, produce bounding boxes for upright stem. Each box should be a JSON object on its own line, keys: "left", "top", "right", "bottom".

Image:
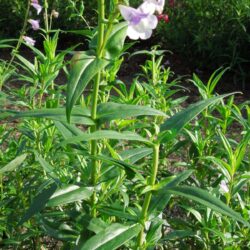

{"left": 44, "top": 0, "right": 50, "bottom": 39}
{"left": 5, "top": 0, "right": 30, "bottom": 72}
{"left": 152, "top": 53, "right": 157, "bottom": 86}
{"left": 137, "top": 144, "right": 160, "bottom": 248}
{"left": 90, "top": 0, "right": 105, "bottom": 217}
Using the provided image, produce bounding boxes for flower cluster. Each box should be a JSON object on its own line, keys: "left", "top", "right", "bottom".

{"left": 22, "top": 0, "right": 43, "bottom": 46}
{"left": 22, "top": 1, "right": 59, "bottom": 46}
{"left": 119, "top": 0, "right": 167, "bottom": 40}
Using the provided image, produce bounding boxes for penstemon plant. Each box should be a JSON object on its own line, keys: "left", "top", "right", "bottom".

{"left": 0, "top": 0, "right": 249, "bottom": 249}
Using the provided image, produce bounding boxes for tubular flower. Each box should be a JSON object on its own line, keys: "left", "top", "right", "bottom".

{"left": 22, "top": 36, "right": 36, "bottom": 46}
{"left": 31, "top": 0, "right": 42, "bottom": 15}
{"left": 118, "top": 4, "right": 158, "bottom": 40}
{"left": 28, "top": 19, "right": 40, "bottom": 30}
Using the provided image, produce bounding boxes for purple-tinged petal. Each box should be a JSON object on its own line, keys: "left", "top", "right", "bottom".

{"left": 31, "top": 3, "right": 42, "bottom": 15}
{"left": 22, "top": 36, "right": 36, "bottom": 46}
{"left": 220, "top": 180, "right": 229, "bottom": 193}
{"left": 118, "top": 4, "right": 158, "bottom": 40}
{"left": 118, "top": 5, "right": 148, "bottom": 25}
{"left": 28, "top": 19, "right": 40, "bottom": 30}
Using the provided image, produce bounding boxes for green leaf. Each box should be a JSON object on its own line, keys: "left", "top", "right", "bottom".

{"left": 35, "top": 152, "right": 58, "bottom": 179}
{"left": 66, "top": 52, "right": 108, "bottom": 121}
{"left": 18, "top": 183, "right": 57, "bottom": 225}
{"left": 40, "top": 218, "right": 78, "bottom": 241}
{"left": 165, "top": 186, "right": 250, "bottom": 227}
{"left": 0, "top": 154, "right": 27, "bottom": 174}
{"left": 61, "top": 130, "right": 152, "bottom": 145}
{"left": 160, "top": 93, "right": 235, "bottom": 141}
{"left": 149, "top": 170, "right": 193, "bottom": 217}
{"left": 162, "top": 230, "right": 195, "bottom": 241}
{"left": 204, "top": 156, "right": 232, "bottom": 180}
{"left": 146, "top": 217, "right": 163, "bottom": 246}
{"left": 87, "top": 218, "right": 108, "bottom": 234}
{"left": 120, "top": 147, "right": 153, "bottom": 164}
{"left": 47, "top": 185, "right": 93, "bottom": 207}
{"left": 2, "top": 107, "right": 93, "bottom": 125}
{"left": 105, "top": 22, "right": 128, "bottom": 59}
{"left": 92, "top": 154, "right": 142, "bottom": 180}
{"left": 98, "top": 206, "right": 137, "bottom": 221}
{"left": 97, "top": 102, "right": 166, "bottom": 123}
{"left": 77, "top": 223, "right": 141, "bottom": 250}
{"left": 54, "top": 121, "right": 84, "bottom": 139}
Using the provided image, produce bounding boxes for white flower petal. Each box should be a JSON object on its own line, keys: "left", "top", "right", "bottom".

{"left": 138, "top": 2, "right": 156, "bottom": 15}
{"left": 140, "top": 29, "right": 152, "bottom": 40}
{"left": 119, "top": 3, "right": 159, "bottom": 40}
{"left": 141, "top": 14, "right": 158, "bottom": 29}
{"left": 127, "top": 26, "right": 140, "bottom": 40}
{"left": 144, "top": 0, "right": 165, "bottom": 14}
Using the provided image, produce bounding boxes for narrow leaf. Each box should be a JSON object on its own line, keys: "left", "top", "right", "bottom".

{"left": 77, "top": 223, "right": 141, "bottom": 250}
{"left": 19, "top": 183, "right": 57, "bottom": 225}
{"left": 0, "top": 154, "right": 27, "bottom": 174}
{"left": 166, "top": 186, "right": 249, "bottom": 227}
{"left": 61, "top": 130, "right": 152, "bottom": 145}
{"left": 47, "top": 185, "right": 93, "bottom": 207}
{"left": 149, "top": 170, "right": 193, "bottom": 217}
{"left": 160, "top": 93, "right": 235, "bottom": 141}
{"left": 97, "top": 102, "right": 166, "bottom": 123}
{"left": 66, "top": 52, "right": 108, "bottom": 121}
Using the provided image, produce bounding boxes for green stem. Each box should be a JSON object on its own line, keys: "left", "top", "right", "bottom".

{"left": 137, "top": 144, "right": 160, "bottom": 248}
{"left": 90, "top": 0, "right": 105, "bottom": 218}
{"left": 5, "top": 0, "right": 30, "bottom": 72}
{"left": 152, "top": 53, "right": 157, "bottom": 86}
{"left": 0, "top": 174, "right": 3, "bottom": 200}
{"left": 44, "top": 0, "right": 49, "bottom": 39}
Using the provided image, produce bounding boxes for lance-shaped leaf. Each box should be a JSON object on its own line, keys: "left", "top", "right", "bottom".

{"left": 18, "top": 183, "right": 57, "bottom": 226}
{"left": 149, "top": 170, "right": 193, "bottom": 217}
{"left": 61, "top": 130, "right": 152, "bottom": 145}
{"left": 105, "top": 22, "right": 128, "bottom": 59}
{"left": 160, "top": 93, "right": 236, "bottom": 142}
{"left": 96, "top": 102, "right": 166, "bottom": 123}
{"left": 77, "top": 223, "right": 141, "bottom": 250}
{"left": 66, "top": 52, "right": 108, "bottom": 121}
{"left": 0, "top": 154, "right": 27, "bottom": 174}
{"left": 165, "top": 186, "right": 250, "bottom": 227}
{"left": 47, "top": 185, "right": 93, "bottom": 207}
{"left": 1, "top": 107, "right": 93, "bottom": 125}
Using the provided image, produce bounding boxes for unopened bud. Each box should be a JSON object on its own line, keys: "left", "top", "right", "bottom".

{"left": 51, "top": 9, "right": 59, "bottom": 18}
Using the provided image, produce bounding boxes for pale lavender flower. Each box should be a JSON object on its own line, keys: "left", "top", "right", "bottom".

{"left": 31, "top": 0, "right": 42, "bottom": 15}
{"left": 143, "top": 0, "right": 165, "bottom": 14}
{"left": 118, "top": 4, "right": 158, "bottom": 40}
{"left": 28, "top": 19, "right": 40, "bottom": 30}
{"left": 219, "top": 180, "right": 229, "bottom": 193}
{"left": 22, "top": 36, "right": 36, "bottom": 46}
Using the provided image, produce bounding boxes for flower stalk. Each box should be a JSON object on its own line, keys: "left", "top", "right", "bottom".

{"left": 137, "top": 143, "right": 160, "bottom": 248}
{"left": 90, "top": 0, "right": 106, "bottom": 217}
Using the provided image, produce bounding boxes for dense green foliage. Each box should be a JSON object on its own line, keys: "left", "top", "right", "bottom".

{"left": 157, "top": 0, "right": 250, "bottom": 85}
{"left": 1, "top": 0, "right": 250, "bottom": 84}
{"left": 0, "top": 0, "right": 249, "bottom": 249}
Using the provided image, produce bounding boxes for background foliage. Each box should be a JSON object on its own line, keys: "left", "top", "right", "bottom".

{"left": 1, "top": 0, "right": 250, "bottom": 87}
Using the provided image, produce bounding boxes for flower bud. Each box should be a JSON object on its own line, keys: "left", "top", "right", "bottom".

{"left": 52, "top": 9, "right": 59, "bottom": 18}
